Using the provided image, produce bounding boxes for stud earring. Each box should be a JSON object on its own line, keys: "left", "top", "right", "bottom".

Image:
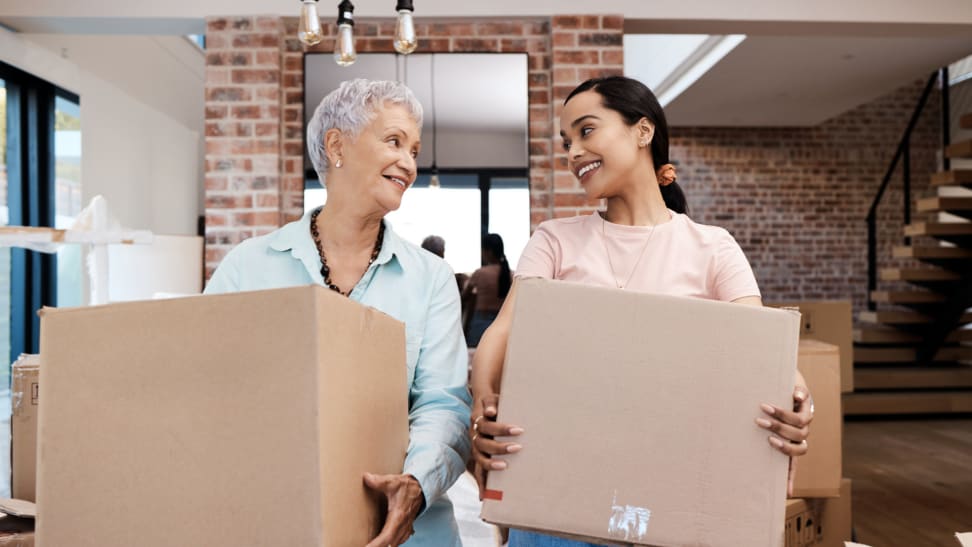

{"left": 335, "top": 159, "right": 343, "bottom": 168}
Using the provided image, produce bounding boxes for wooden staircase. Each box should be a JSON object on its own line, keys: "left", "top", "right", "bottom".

{"left": 844, "top": 108, "right": 972, "bottom": 416}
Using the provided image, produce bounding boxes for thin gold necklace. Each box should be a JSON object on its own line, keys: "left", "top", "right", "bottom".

{"left": 600, "top": 213, "right": 656, "bottom": 290}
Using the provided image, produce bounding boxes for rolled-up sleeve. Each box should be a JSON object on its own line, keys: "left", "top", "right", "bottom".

{"left": 403, "top": 263, "right": 473, "bottom": 511}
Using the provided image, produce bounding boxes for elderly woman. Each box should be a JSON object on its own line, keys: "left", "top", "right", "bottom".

{"left": 205, "top": 79, "right": 471, "bottom": 547}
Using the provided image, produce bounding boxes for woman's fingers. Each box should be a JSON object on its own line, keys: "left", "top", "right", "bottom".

{"left": 476, "top": 418, "right": 523, "bottom": 439}
{"left": 758, "top": 400, "right": 810, "bottom": 456}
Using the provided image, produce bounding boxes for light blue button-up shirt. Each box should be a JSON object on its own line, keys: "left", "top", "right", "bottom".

{"left": 205, "top": 209, "right": 472, "bottom": 547}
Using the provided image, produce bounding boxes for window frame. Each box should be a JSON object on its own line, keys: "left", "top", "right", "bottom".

{"left": 1, "top": 61, "right": 80, "bottom": 363}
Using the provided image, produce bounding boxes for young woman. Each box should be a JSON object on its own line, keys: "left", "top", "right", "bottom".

{"left": 469, "top": 76, "right": 813, "bottom": 547}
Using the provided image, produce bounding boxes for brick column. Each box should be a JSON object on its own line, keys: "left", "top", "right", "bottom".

{"left": 204, "top": 16, "right": 285, "bottom": 278}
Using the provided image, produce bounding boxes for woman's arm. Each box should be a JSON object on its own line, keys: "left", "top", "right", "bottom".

{"left": 468, "top": 280, "right": 524, "bottom": 493}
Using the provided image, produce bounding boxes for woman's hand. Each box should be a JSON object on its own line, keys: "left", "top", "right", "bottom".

{"left": 756, "top": 378, "right": 813, "bottom": 495}
{"left": 470, "top": 393, "right": 524, "bottom": 498}
{"left": 363, "top": 472, "right": 424, "bottom": 547}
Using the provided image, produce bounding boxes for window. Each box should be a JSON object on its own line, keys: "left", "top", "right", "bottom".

{"left": 54, "top": 95, "right": 82, "bottom": 308}
{"left": 305, "top": 170, "right": 529, "bottom": 275}
{"left": 1, "top": 77, "right": 9, "bottom": 375}
{"left": 0, "top": 61, "right": 80, "bottom": 364}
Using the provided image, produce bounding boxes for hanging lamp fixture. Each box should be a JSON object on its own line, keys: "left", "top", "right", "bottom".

{"left": 297, "top": 0, "right": 420, "bottom": 66}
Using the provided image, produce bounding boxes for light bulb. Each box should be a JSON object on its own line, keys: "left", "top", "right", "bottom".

{"left": 429, "top": 172, "right": 441, "bottom": 190}
{"left": 333, "top": 0, "right": 357, "bottom": 67}
{"left": 334, "top": 23, "right": 357, "bottom": 66}
{"left": 393, "top": 9, "right": 417, "bottom": 54}
{"left": 297, "top": 0, "right": 323, "bottom": 46}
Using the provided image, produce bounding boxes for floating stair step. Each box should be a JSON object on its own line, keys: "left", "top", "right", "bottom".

{"left": 930, "top": 170, "right": 972, "bottom": 187}
{"left": 893, "top": 245, "right": 972, "bottom": 260}
{"left": 879, "top": 267, "right": 960, "bottom": 282}
{"left": 854, "top": 327, "right": 972, "bottom": 344}
{"left": 917, "top": 196, "right": 972, "bottom": 215}
{"left": 870, "top": 290, "right": 944, "bottom": 304}
{"left": 854, "top": 346, "right": 972, "bottom": 363}
{"left": 854, "top": 327, "right": 921, "bottom": 343}
{"left": 858, "top": 310, "right": 931, "bottom": 324}
{"left": 903, "top": 221, "right": 972, "bottom": 238}
{"left": 854, "top": 366, "right": 972, "bottom": 389}
{"left": 946, "top": 139, "right": 972, "bottom": 159}
{"left": 961, "top": 112, "right": 972, "bottom": 130}
{"left": 858, "top": 310, "right": 972, "bottom": 325}
{"left": 843, "top": 391, "right": 972, "bottom": 415}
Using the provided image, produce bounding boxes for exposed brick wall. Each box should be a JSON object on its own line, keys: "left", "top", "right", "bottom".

{"left": 204, "top": 14, "right": 623, "bottom": 278}
{"left": 672, "top": 78, "right": 941, "bottom": 318}
{"left": 204, "top": 17, "right": 285, "bottom": 273}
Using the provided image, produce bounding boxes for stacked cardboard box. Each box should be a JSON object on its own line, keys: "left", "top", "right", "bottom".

{"left": 785, "top": 339, "right": 852, "bottom": 546}
{"left": 10, "top": 355, "right": 40, "bottom": 504}
{"left": 767, "top": 301, "right": 853, "bottom": 393}
{"left": 481, "top": 278, "right": 802, "bottom": 546}
{"left": 785, "top": 479, "right": 852, "bottom": 547}
{"left": 34, "top": 286, "right": 409, "bottom": 546}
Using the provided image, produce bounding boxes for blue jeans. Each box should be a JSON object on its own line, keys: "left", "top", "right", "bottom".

{"left": 465, "top": 310, "right": 498, "bottom": 347}
{"left": 508, "top": 529, "right": 606, "bottom": 547}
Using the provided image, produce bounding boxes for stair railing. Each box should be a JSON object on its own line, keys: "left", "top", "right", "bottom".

{"left": 866, "top": 67, "right": 951, "bottom": 311}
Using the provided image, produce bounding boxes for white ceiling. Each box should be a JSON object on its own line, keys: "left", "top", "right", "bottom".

{"left": 656, "top": 34, "right": 972, "bottom": 126}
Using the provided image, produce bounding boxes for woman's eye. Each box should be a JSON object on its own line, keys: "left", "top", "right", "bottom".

{"left": 581, "top": 126, "right": 593, "bottom": 137}
{"left": 389, "top": 137, "right": 400, "bottom": 146}
{"left": 411, "top": 150, "right": 419, "bottom": 158}
{"left": 561, "top": 140, "right": 571, "bottom": 151}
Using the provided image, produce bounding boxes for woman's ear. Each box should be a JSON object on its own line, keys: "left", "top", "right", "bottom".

{"left": 323, "top": 128, "right": 344, "bottom": 167}
{"left": 637, "top": 118, "right": 655, "bottom": 147}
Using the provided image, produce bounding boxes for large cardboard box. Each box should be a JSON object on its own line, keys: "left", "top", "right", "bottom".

{"left": 785, "top": 479, "right": 852, "bottom": 547}
{"left": 36, "top": 286, "right": 409, "bottom": 547}
{"left": 791, "top": 340, "right": 842, "bottom": 498}
{"left": 481, "top": 278, "right": 801, "bottom": 546}
{"left": 10, "top": 355, "right": 40, "bottom": 503}
{"left": 768, "top": 301, "right": 853, "bottom": 393}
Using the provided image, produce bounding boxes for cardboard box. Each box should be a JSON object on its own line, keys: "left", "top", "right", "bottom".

{"left": 785, "top": 478, "right": 852, "bottom": 547}
{"left": 768, "top": 301, "right": 853, "bottom": 393}
{"left": 791, "top": 340, "right": 842, "bottom": 498}
{"left": 36, "top": 286, "right": 409, "bottom": 547}
{"left": 10, "top": 355, "right": 40, "bottom": 503}
{"left": 481, "top": 278, "right": 801, "bottom": 546}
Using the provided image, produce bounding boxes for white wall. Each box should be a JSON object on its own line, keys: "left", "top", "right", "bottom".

{"left": 1, "top": 28, "right": 202, "bottom": 235}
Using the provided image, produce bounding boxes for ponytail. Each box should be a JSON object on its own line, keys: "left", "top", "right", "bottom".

{"left": 661, "top": 182, "right": 688, "bottom": 214}
{"left": 482, "top": 233, "right": 512, "bottom": 298}
{"left": 498, "top": 256, "right": 512, "bottom": 299}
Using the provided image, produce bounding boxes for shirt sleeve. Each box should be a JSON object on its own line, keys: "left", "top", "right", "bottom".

{"left": 402, "top": 262, "right": 473, "bottom": 511}
{"left": 513, "top": 223, "right": 558, "bottom": 279}
{"left": 713, "top": 231, "right": 761, "bottom": 302}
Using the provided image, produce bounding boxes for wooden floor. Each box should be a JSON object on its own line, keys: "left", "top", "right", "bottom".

{"left": 844, "top": 417, "right": 972, "bottom": 547}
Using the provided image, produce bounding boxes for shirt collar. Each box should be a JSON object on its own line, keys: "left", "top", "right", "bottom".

{"left": 268, "top": 208, "right": 405, "bottom": 273}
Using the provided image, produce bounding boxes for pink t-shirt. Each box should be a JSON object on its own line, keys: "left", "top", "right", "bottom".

{"left": 515, "top": 211, "right": 760, "bottom": 302}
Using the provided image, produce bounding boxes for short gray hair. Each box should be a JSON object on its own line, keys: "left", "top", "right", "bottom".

{"left": 307, "top": 78, "right": 424, "bottom": 175}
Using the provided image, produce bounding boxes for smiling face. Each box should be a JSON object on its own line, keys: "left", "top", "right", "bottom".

{"left": 335, "top": 102, "right": 421, "bottom": 214}
{"left": 560, "top": 90, "right": 653, "bottom": 200}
